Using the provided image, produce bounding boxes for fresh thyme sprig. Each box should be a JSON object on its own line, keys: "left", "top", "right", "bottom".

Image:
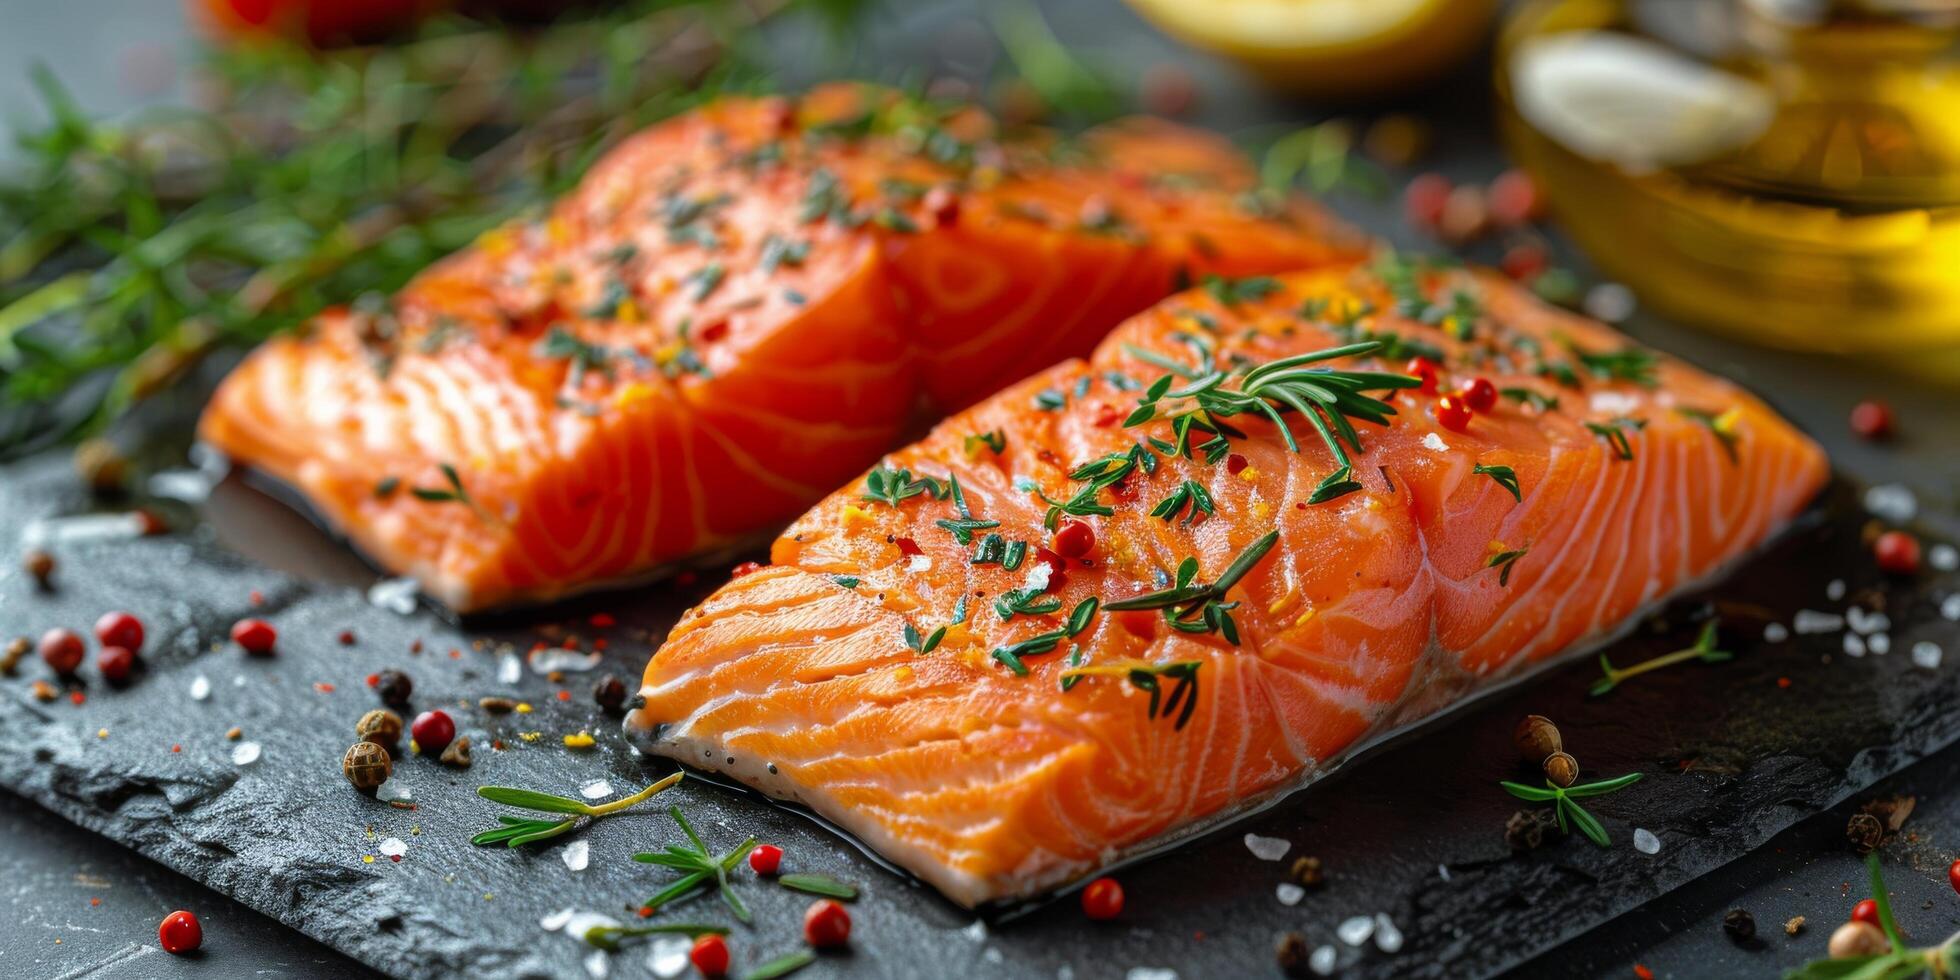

{"left": 1787, "top": 853, "right": 1960, "bottom": 980}
{"left": 1149, "top": 478, "right": 1216, "bottom": 525}
{"left": 861, "top": 466, "right": 948, "bottom": 508}
{"left": 471, "top": 772, "right": 682, "bottom": 848}
{"left": 1123, "top": 341, "right": 1418, "bottom": 504}
{"left": 935, "top": 474, "right": 998, "bottom": 545}
{"left": 1676, "top": 406, "right": 1740, "bottom": 464}
{"left": 1102, "top": 530, "right": 1279, "bottom": 643}
{"left": 634, "top": 806, "right": 758, "bottom": 922}
{"left": 1060, "top": 659, "right": 1204, "bottom": 730}
{"left": 1473, "top": 463, "right": 1521, "bottom": 502}
{"left": 1499, "top": 772, "right": 1644, "bottom": 848}
{"left": 1591, "top": 620, "right": 1730, "bottom": 696}
{"left": 990, "top": 597, "right": 1099, "bottom": 676}
{"left": 1017, "top": 443, "right": 1155, "bottom": 530}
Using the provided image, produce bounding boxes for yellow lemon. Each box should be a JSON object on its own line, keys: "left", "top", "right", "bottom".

{"left": 1124, "top": 0, "right": 1498, "bottom": 99}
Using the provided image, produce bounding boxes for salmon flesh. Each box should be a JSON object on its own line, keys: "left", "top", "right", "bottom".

{"left": 626, "top": 262, "right": 1828, "bottom": 907}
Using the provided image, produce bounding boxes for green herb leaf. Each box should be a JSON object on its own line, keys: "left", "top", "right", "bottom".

{"left": 777, "top": 873, "right": 859, "bottom": 899}
{"left": 1472, "top": 463, "right": 1521, "bottom": 502}
{"left": 742, "top": 951, "right": 818, "bottom": 980}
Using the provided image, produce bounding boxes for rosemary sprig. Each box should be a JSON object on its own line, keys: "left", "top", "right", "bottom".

{"left": 1584, "top": 417, "right": 1647, "bottom": 461}
{"left": 471, "top": 772, "right": 682, "bottom": 848}
{"left": 1473, "top": 463, "right": 1521, "bottom": 502}
{"left": 1591, "top": 620, "right": 1730, "bottom": 696}
{"left": 1149, "top": 478, "right": 1216, "bottom": 525}
{"left": 1786, "top": 854, "right": 1959, "bottom": 979}
{"left": 1061, "top": 659, "right": 1204, "bottom": 730}
{"left": 583, "top": 922, "right": 728, "bottom": 951}
{"left": 1124, "top": 341, "right": 1418, "bottom": 504}
{"left": 934, "top": 474, "right": 999, "bottom": 545}
{"left": 1499, "top": 772, "right": 1644, "bottom": 848}
{"left": 1566, "top": 340, "right": 1659, "bottom": 387}
{"left": 861, "top": 466, "right": 947, "bottom": 508}
{"left": 633, "top": 806, "right": 758, "bottom": 921}
{"left": 1102, "top": 530, "right": 1278, "bottom": 643}
{"left": 991, "top": 597, "right": 1099, "bottom": 676}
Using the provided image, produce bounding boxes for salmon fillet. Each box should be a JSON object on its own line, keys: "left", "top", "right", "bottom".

{"left": 625, "top": 261, "right": 1828, "bottom": 907}
{"left": 196, "top": 85, "right": 1362, "bottom": 611}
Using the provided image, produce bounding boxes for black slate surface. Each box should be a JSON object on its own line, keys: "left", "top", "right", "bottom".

{"left": 7, "top": 1, "right": 1960, "bottom": 977}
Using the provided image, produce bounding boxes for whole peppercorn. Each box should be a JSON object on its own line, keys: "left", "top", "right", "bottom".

{"left": 1829, "top": 920, "right": 1889, "bottom": 959}
{"left": 73, "top": 438, "right": 129, "bottom": 494}
{"left": 1722, "top": 908, "right": 1756, "bottom": 942}
{"left": 374, "top": 669, "right": 413, "bottom": 708}
{"left": 98, "top": 645, "right": 136, "bottom": 685}
{"left": 24, "top": 549, "right": 56, "bottom": 588}
{"left": 1514, "top": 715, "right": 1562, "bottom": 764}
{"left": 1849, "top": 400, "right": 1895, "bottom": 441}
{"left": 593, "top": 674, "right": 628, "bottom": 713}
{"left": 1543, "top": 751, "right": 1580, "bottom": 787}
{"left": 356, "top": 708, "right": 404, "bottom": 748}
{"left": 1846, "top": 812, "right": 1884, "bottom": 855}
{"left": 1290, "top": 855, "right": 1325, "bottom": 888}
{"left": 93, "top": 611, "right": 145, "bottom": 653}
{"left": 1275, "top": 931, "right": 1312, "bottom": 977}
{"left": 1873, "top": 531, "right": 1921, "bottom": 575}
{"left": 802, "top": 898, "right": 852, "bottom": 947}
{"left": 343, "top": 741, "right": 394, "bottom": 793}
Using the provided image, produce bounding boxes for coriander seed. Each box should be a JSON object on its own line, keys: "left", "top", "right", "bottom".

{"left": 1543, "top": 751, "right": 1579, "bottom": 787}
{"left": 1514, "top": 714, "right": 1561, "bottom": 763}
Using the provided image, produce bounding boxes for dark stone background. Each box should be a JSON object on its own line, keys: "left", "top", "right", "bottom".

{"left": 4, "top": 2, "right": 1959, "bottom": 978}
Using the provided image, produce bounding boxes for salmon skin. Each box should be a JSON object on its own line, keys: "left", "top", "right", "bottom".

{"left": 196, "top": 84, "right": 1362, "bottom": 612}
{"left": 626, "top": 260, "right": 1828, "bottom": 907}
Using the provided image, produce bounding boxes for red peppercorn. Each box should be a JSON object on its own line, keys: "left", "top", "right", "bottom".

{"left": 38, "top": 628, "right": 84, "bottom": 674}
{"left": 411, "top": 709, "right": 456, "bottom": 754}
{"left": 1948, "top": 858, "right": 1960, "bottom": 896}
{"left": 802, "top": 899, "right": 852, "bottom": 947}
{"left": 159, "top": 909, "right": 202, "bottom": 955}
{"left": 1461, "top": 378, "right": 1498, "bottom": 413}
{"left": 1405, "top": 357, "right": 1440, "bottom": 395}
{"left": 730, "top": 561, "right": 766, "bottom": 579}
{"left": 1053, "top": 520, "right": 1096, "bottom": 560}
{"left": 1500, "top": 243, "right": 1549, "bottom": 282}
{"left": 1849, "top": 400, "right": 1895, "bottom": 441}
{"left": 1081, "top": 877, "right": 1124, "bottom": 920}
{"left": 1034, "top": 547, "right": 1068, "bottom": 592}
{"left": 231, "top": 618, "right": 277, "bottom": 655}
{"left": 748, "top": 843, "right": 783, "bottom": 875}
{"left": 94, "top": 611, "right": 144, "bottom": 652}
{"left": 697, "top": 317, "right": 730, "bottom": 344}
{"left": 1435, "top": 394, "right": 1472, "bottom": 432}
{"left": 1851, "top": 898, "right": 1880, "bottom": 927}
{"left": 1403, "top": 173, "right": 1451, "bottom": 230}
{"left": 1488, "top": 169, "right": 1544, "bottom": 227}
{"left": 923, "top": 186, "right": 961, "bottom": 227}
{"left": 894, "top": 537, "right": 923, "bottom": 558}
{"left": 338, "top": 630, "right": 356, "bottom": 646}
{"left": 689, "top": 933, "right": 730, "bottom": 976}
{"left": 1225, "top": 453, "right": 1249, "bottom": 475}
{"left": 1874, "top": 531, "right": 1921, "bottom": 575}
{"left": 98, "top": 645, "right": 135, "bottom": 685}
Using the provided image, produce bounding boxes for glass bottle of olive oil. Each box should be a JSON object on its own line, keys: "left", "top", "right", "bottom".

{"left": 1496, "top": 0, "right": 1960, "bottom": 382}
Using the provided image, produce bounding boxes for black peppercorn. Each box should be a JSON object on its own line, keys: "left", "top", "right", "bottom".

{"left": 1275, "top": 931, "right": 1311, "bottom": 976}
{"left": 1723, "top": 908, "right": 1756, "bottom": 942}
{"left": 594, "top": 674, "right": 628, "bottom": 713}
{"left": 375, "top": 669, "right": 413, "bottom": 709}
{"left": 1846, "top": 812, "right": 1884, "bottom": 855}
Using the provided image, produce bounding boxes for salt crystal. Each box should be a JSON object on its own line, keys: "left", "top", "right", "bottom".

{"left": 231, "top": 741, "right": 261, "bottom": 765}
{"left": 233, "top": 675, "right": 246, "bottom": 687}
{"left": 962, "top": 920, "right": 988, "bottom": 942}
{"left": 1844, "top": 633, "right": 1867, "bottom": 658}
{"left": 1826, "top": 579, "right": 1846, "bottom": 601}
{"left": 580, "top": 779, "right": 614, "bottom": 800}
{"left": 648, "top": 937, "right": 691, "bottom": 978}
{"left": 1437, "top": 864, "right": 1451, "bottom": 882}
{"left": 1869, "top": 634, "right": 1891, "bottom": 655}
{"left": 1793, "top": 610, "right": 1844, "bottom": 634}
{"left": 1912, "top": 642, "right": 1943, "bottom": 670}
{"left": 1762, "top": 623, "right": 1789, "bottom": 643}
{"left": 1058, "top": 968, "right": 1076, "bottom": 980}
{"left": 1584, "top": 282, "right": 1636, "bottom": 322}
{"left": 1276, "top": 883, "right": 1305, "bottom": 906}
{"left": 1243, "top": 833, "right": 1290, "bottom": 861}
{"left": 1932, "top": 544, "right": 1959, "bottom": 572}
{"left": 1633, "top": 828, "right": 1660, "bottom": 854}
{"left": 1336, "top": 915, "right": 1375, "bottom": 946}
{"left": 1309, "top": 945, "right": 1338, "bottom": 976}
{"left": 1862, "top": 484, "right": 1917, "bottom": 524}
{"left": 498, "top": 652, "right": 522, "bottom": 685}
{"left": 564, "top": 912, "right": 619, "bottom": 945}
{"left": 1421, "top": 432, "right": 1449, "bottom": 452}
{"left": 563, "top": 839, "right": 590, "bottom": 872}
{"left": 190, "top": 675, "right": 211, "bottom": 701}
{"left": 378, "top": 837, "right": 406, "bottom": 858}
{"left": 584, "top": 950, "right": 609, "bottom": 978}
{"left": 376, "top": 778, "right": 412, "bottom": 803}
{"left": 907, "top": 554, "right": 932, "bottom": 573}
{"left": 1374, "top": 914, "right": 1404, "bottom": 954}
{"left": 1942, "top": 595, "right": 1960, "bottom": 622}
{"left": 1847, "top": 607, "right": 1891, "bottom": 635}
{"left": 367, "top": 577, "right": 420, "bottom": 615}
{"left": 148, "top": 469, "right": 212, "bottom": 502}
{"left": 983, "top": 948, "right": 1004, "bottom": 964}
{"left": 529, "top": 647, "right": 603, "bottom": 674}
{"left": 1125, "top": 970, "right": 1177, "bottom": 980}
{"left": 541, "top": 907, "right": 576, "bottom": 931}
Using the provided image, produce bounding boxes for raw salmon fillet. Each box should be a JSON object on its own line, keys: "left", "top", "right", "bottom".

{"left": 197, "top": 85, "right": 1362, "bottom": 611}
{"left": 626, "top": 261, "right": 1828, "bottom": 906}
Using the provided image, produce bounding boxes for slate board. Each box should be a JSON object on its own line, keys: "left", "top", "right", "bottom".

{"left": 2, "top": 405, "right": 1958, "bottom": 980}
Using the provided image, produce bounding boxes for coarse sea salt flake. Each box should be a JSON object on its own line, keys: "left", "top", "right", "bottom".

{"left": 498, "top": 652, "right": 523, "bottom": 685}
{"left": 231, "top": 742, "right": 261, "bottom": 765}
{"left": 1847, "top": 607, "right": 1890, "bottom": 635}
{"left": 378, "top": 837, "right": 406, "bottom": 858}
{"left": 1244, "top": 833, "right": 1290, "bottom": 861}
{"left": 1310, "top": 946, "right": 1338, "bottom": 976}
{"left": 190, "top": 675, "right": 211, "bottom": 701}
{"left": 563, "top": 839, "right": 590, "bottom": 872}
{"left": 1374, "top": 914, "right": 1404, "bottom": 954}
{"left": 1932, "top": 544, "right": 1959, "bottom": 572}
{"left": 541, "top": 907, "right": 575, "bottom": 931}
{"left": 1337, "top": 915, "right": 1374, "bottom": 946}
{"left": 1913, "top": 642, "right": 1943, "bottom": 670}
{"left": 1793, "top": 610, "right": 1843, "bottom": 634}
{"left": 367, "top": 577, "right": 420, "bottom": 615}
{"left": 1869, "top": 634, "right": 1891, "bottom": 655}
{"left": 1633, "top": 828, "right": 1660, "bottom": 854}
{"left": 584, "top": 950, "right": 609, "bottom": 978}
{"left": 580, "top": 779, "right": 614, "bottom": 800}
{"left": 529, "top": 647, "right": 602, "bottom": 674}
{"left": 1421, "top": 432, "right": 1449, "bottom": 452}
{"left": 1763, "top": 623, "right": 1789, "bottom": 643}
{"left": 1863, "top": 484, "right": 1917, "bottom": 524}
{"left": 1277, "top": 883, "right": 1305, "bottom": 906}
{"left": 648, "top": 937, "right": 691, "bottom": 978}
{"left": 1125, "top": 970, "right": 1177, "bottom": 980}
{"left": 376, "top": 778, "right": 412, "bottom": 803}
{"left": 1943, "top": 595, "right": 1960, "bottom": 622}
{"left": 1844, "top": 633, "right": 1867, "bottom": 657}
{"left": 1826, "top": 579, "right": 1846, "bottom": 601}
